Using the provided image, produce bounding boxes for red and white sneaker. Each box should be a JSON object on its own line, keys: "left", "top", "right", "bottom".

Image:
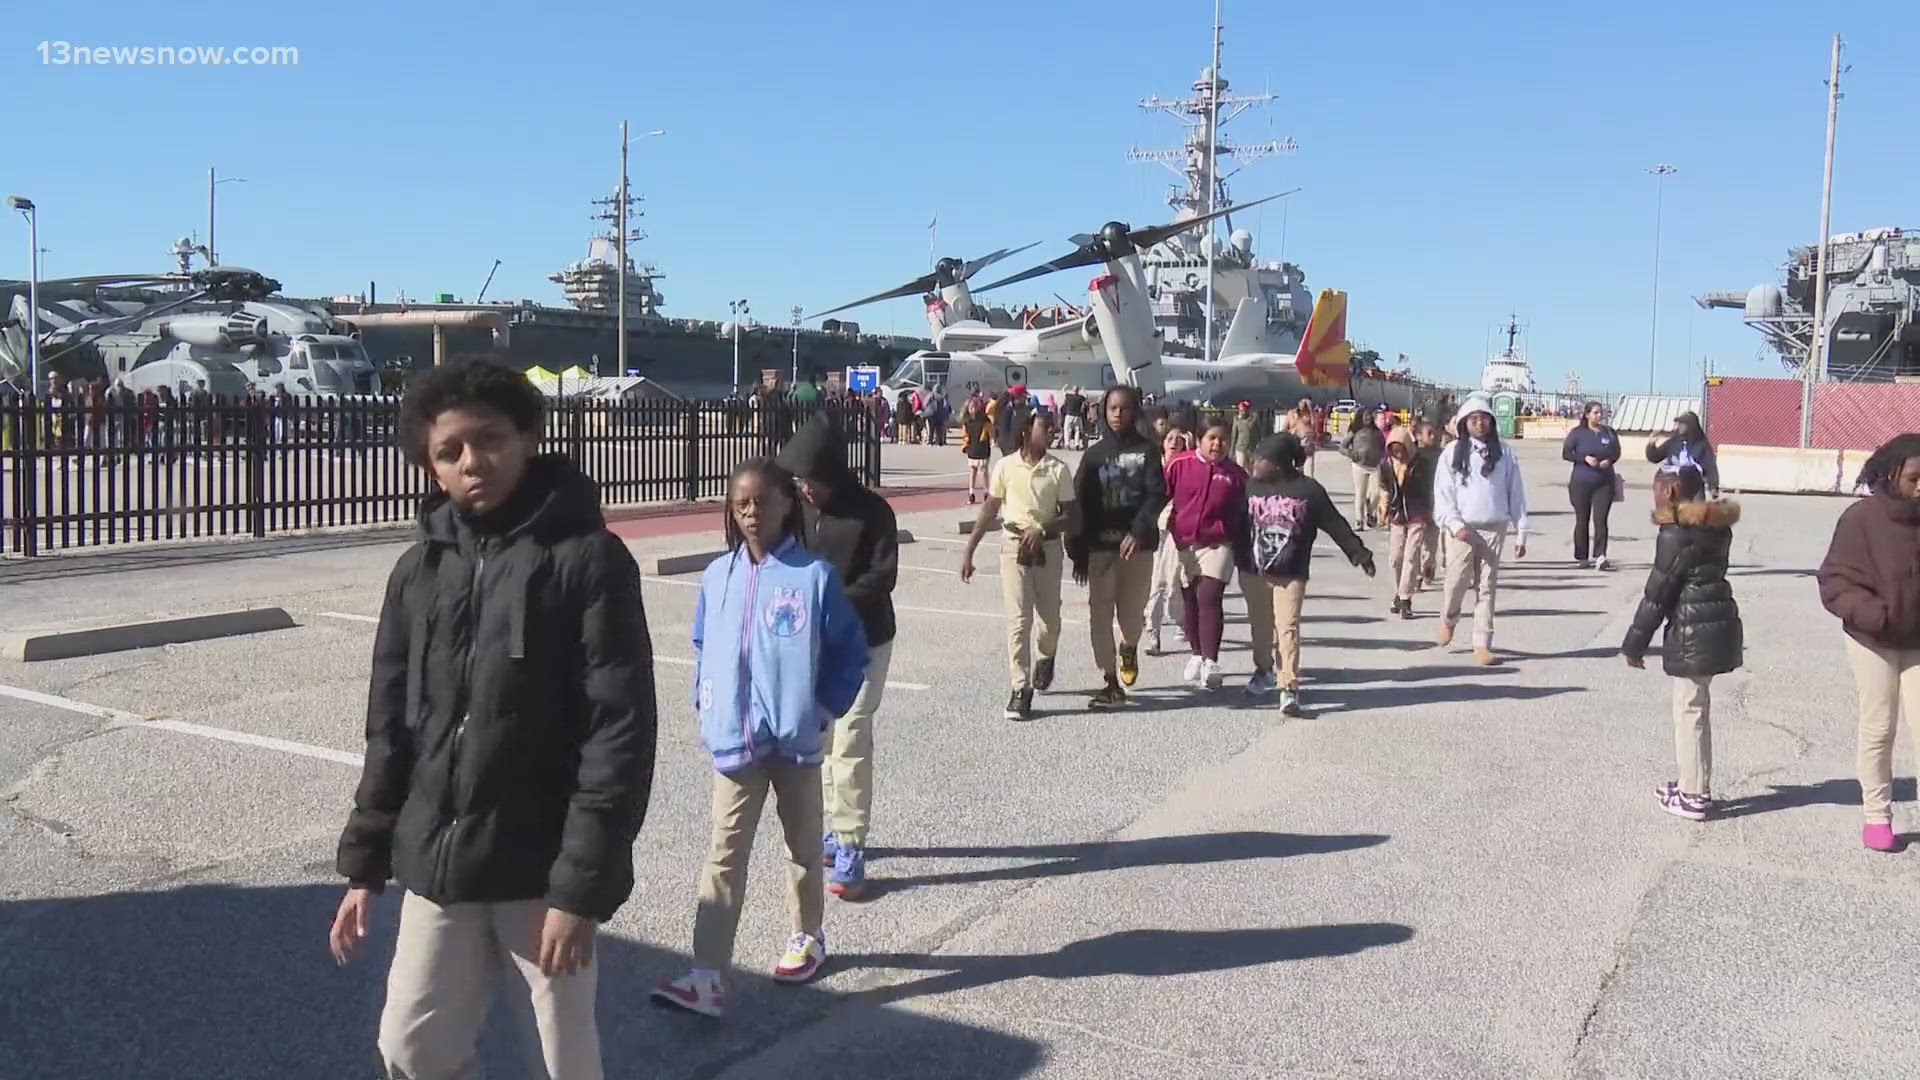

{"left": 771, "top": 931, "right": 827, "bottom": 984}
{"left": 651, "top": 968, "right": 726, "bottom": 1017}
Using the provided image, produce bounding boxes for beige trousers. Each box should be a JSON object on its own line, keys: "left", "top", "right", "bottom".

{"left": 378, "top": 891, "right": 601, "bottom": 1080}
{"left": 694, "top": 759, "right": 825, "bottom": 969}
{"left": 1000, "top": 539, "right": 1063, "bottom": 690}
{"left": 1087, "top": 548, "right": 1154, "bottom": 675}
{"left": 1387, "top": 520, "right": 1431, "bottom": 601}
{"left": 1350, "top": 464, "right": 1378, "bottom": 526}
{"left": 1441, "top": 525, "right": 1508, "bottom": 648}
{"left": 1671, "top": 676, "right": 1713, "bottom": 796}
{"left": 1146, "top": 527, "right": 1183, "bottom": 640}
{"left": 1242, "top": 575, "right": 1308, "bottom": 689}
{"left": 1847, "top": 635, "right": 1920, "bottom": 825}
{"left": 823, "top": 640, "right": 892, "bottom": 846}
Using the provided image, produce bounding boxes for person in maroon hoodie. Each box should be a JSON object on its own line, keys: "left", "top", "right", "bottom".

{"left": 1164, "top": 420, "right": 1250, "bottom": 690}
{"left": 1819, "top": 434, "right": 1920, "bottom": 853}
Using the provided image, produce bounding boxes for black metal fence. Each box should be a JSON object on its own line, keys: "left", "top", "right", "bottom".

{"left": 1, "top": 396, "right": 879, "bottom": 556}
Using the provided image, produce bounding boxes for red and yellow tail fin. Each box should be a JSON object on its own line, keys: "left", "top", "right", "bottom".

{"left": 1295, "top": 289, "right": 1351, "bottom": 389}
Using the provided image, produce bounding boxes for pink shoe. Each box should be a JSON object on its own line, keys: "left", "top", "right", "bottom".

{"left": 1863, "top": 823, "right": 1899, "bottom": 852}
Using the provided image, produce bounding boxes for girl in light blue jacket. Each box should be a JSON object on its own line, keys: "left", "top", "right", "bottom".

{"left": 654, "top": 459, "right": 867, "bottom": 1017}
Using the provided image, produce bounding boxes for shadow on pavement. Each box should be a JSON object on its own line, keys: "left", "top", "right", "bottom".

{"left": 1311, "top": 682, "right": 1583, "bottom": 710}
{"left": 1716, "top": 777, "right": 1915, "bottom": 819}
{"left": 1494, "top": 645, "right": 1621, "bottom": 661}
{"left": 867, "top": 831, "right": 1387, "bottom": 893}
{"left": 1304, "top": 664, "right": 1500, "bottom": 686}
{"left": 1728, "top": 566, "right": 1818, "bottom": 578}
{"left": 841, "top": 923, "right": 1415, "bottom": 1005}
{"left": 0, "top": 883, "right": 1042, "bottom": 1080}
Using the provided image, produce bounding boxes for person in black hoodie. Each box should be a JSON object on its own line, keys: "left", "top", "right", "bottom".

{"left": 776, "top": 411, "right": 899, "bottom": 900}
{"left": 330, "top": 359, "right": 656, "bottom": 1079}
{"left": 1240, "top": 433, "right": 1375, "bottom": 716}
{"left": 1622, "top": 465, "right": 1742, "bottom": 823}
{"left": 1068, "top": 386, "right": 1167, "bottom": 707}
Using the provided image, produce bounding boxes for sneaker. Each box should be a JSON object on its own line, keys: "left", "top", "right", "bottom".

{"left": 968, "top": 492, "right": 979, "bottom": 505}
{"left": 1399, "top": 599, "right": 1415, "bottom": 621}
{"left": 821, "top": 830, "right": 840, "bottom": 868}
{"left": 652, "top": 968, "right": 727, "bottom": 1017}
{"left": 1088, "top": 678, "right": 1128, "bottom": 709}
{"left": 1863, "top": 822, "right": 1899, "bottom": 852}
{"left": 1183, "top": 655, "right": 1205, "bottom": 683}
{"left": 1436, "top": 623, "right": 1455, "bottom": 647}
{"left": 772, "top": 931, "right": 827, "bottom": 983}
{"left": 1003, "top": 690, "right": 1025, "bottom": 721}
{"left": 1246, "top": 669, "right": 1278, "bottom": 697}
{"left": 1032, "top": 657, "right": 1055, "bottom": 692}
{"left": 1595, "top": 556, "right": 1612, "bottom": 572}
{"left": 1200, "top": 659, "right": 1224, "bottom": 690}
{"left": 1146, "top": 629, "right": 1163, "bottom": 656}
{"left": 1576, "top": 557, "right": 1592, "bottom": 569}
{"left": 1656, "top": 782, "right": 1710, "bottom": 821}
{"left": 1474, "top": 645, "right": 1497, "bottom": 667}
{"left": 828, "top": 843, "right": 867, "bottom": 900}
{"left": 1279, "top": 688, "right": 1303, "bottom": 717}
{"left": 1117, "top": 645, "right": 1139, "bottom": 687}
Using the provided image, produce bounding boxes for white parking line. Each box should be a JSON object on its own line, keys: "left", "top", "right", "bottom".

{"left": 320, "top": 611, "right": 379, "bottom": 624}
{"left": 0, "top": 684, "right": 363, "bottom": 768}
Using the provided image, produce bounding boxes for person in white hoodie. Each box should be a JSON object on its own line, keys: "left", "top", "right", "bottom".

{"left": 1433, "top": 393, "right": 1528, "bottom": 665}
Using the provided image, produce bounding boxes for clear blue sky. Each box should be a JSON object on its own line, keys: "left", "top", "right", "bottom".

{"left": 4, "top": 0, "right": 1911, "bottom": 392}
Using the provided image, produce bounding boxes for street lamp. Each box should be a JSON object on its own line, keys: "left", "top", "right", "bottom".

{"left": 730, "top": 299, "right": 750, "bottom": 393}
{"left": 790, "top": 305, "right": 803, "bottom": 386}
{"left": 209, "top": 168, "right": 247, "bottom": 267}
{"left": 8, "top": 195, "right": 39, "bottom": 392}
{"left": 1646, "top": 163, "right": 1677, "bottom": 394}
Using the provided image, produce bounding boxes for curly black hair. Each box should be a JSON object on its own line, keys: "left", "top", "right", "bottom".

{"left": 397, "top": 359, "right": 545, "bottom": 466}
{"left": 1855, "top": 433, "right": 1920, "bottom": 493}
{"left": 723, "top": 457, "right": 807, "bottom": 553}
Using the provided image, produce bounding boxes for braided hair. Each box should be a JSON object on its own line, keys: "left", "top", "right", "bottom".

{"left": 1451, "top": 413, "right": 1503, "bottom": 479}
{"left": 1855, "top": 433, "right": 1920, "bottom": 494}
{"left": 723, "top": 457, "right": 807, "bottom": 553}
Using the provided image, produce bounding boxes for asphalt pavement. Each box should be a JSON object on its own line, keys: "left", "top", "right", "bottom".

{"left": 2, "top": 436, "right": 1915, "bottom": 1079}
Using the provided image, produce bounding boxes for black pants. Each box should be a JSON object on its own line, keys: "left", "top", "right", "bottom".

{"left": 1569, "top": 474, "right": 1615, "bottom": 563}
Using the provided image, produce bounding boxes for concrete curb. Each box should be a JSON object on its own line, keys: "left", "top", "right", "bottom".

{"left": 646, "top": 529, "right": 918, "bottom": 578}
{"left": 2, "top": 608, "right": 298, "bottom": 662}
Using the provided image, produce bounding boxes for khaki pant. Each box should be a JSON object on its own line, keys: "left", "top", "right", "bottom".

{"left": 694, "top": 759, "right": 825, "bottom": 969}
{"left": 1351, "top": 464, "right": 1378, "bottom": 526}
{"left": 1146, "top": 526, "right": 1183, "bottom": 642}
{"left": 1671, "top": 676, "right": 1713, "bottom": 796}
{"left": 1301, "top": 447, "right": 1317, "bottom": 478}
{"left": 1387, "top": 520, "right": 1431, "bottom": 601}
{"left": 1441, "top": 525, "right": 1508, "bottom": 648}
{"left": 1087, "top": 547, "right": 1153, "bottom": 675}
{"left": 1234, "top": 450, "right": 1254, "bottom": 471}
{"left": 378, "top": 891, "right": 601, "bottom": 1080}
{"left": 1000, "top": 540, "right": 1064, "bottom": 690}
{"left": 1242, "top": 575, "right": 1308, "bottom": 689}
{"left": 1847, "top": 635, "right": 1920, "bottom": 825}
{"left": 823, "top": 640, "right": 891, "bottom": 846}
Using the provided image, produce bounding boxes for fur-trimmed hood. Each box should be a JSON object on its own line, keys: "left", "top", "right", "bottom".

{"left": 1653, "top": 498, "right": 1741, "bottom": 528}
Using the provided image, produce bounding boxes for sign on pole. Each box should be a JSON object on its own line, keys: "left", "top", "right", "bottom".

{"left": 847, "top": 366, "right": 880, "bottom": 395}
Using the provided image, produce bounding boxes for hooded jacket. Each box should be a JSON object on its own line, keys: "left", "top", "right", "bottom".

{"left": 1242, "top": 468, "right": 1369, "bottom": 580}
{"left": 1343, "top": 419, "right": 1387, "bottom": 467}
{"left": 693, "top": 539, "right": 868, "bottom": 772}
{"left": 335, "top": 455, "right": 658, "bottom": 922}
{"left": 1819, "top": 492, "right": 1920, "bottom": 650}
{"left": 1165, "top": 452, "right": 1249, "bottom": 551}
{"left": 1622, "top": 499, "right": 1744, "bottom": 677}
{"left": 1376, "top": 427, "right": 1437, "bottom": 524}
{"left": 1435, "top": 395, "right": 1529, "bottom": 538}
{"left": 1067, "top": 425, "right": 1166, "bottom": 570}
{"left": 993, "top": 394, "right": 1032, "bottom": 454}
{"left": 776, "top": 415, "right": 899, "bottom": 647}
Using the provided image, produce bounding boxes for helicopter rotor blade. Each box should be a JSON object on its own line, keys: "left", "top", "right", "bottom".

{"left": 1127, "top": 189, "right": 1296, "bottom": 251}
{"left": 807, "top": 274, "right": 939, "bottom": 321}
{"left": 972, "top": 245, "right": 1106, "bottom": 295}
{"left": 959, "top": 241, "right": 1039, "bottom": 281}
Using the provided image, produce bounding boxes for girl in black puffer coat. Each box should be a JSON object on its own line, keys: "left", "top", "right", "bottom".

{"left": 1622, "top": 465, "right": 1743, "bottom": 821}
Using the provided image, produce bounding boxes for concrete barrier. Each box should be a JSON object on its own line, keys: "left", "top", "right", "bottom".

{"left": 646, "top": 529, "right": 918, "bottom": 577}
{"left": 3, "top": 608, "right": 298, "bottom": 662}
{"left": 1716, "top": 444, "right": 1867, "bottom": 495}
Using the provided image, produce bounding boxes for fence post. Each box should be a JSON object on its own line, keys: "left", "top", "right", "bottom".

{"left": 247, "top": 399, "right": 268, "bottom": 538}
{"left": 683, "top": 402, "right": 700, "bottom": 503}
{"left": 865, "top": 402, "right": 882, "bottom": 488}
{"left": 10, "top": 399, "right": 38, "bottom": 557}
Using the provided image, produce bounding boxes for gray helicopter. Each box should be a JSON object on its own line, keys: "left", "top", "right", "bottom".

{"left": 1, "top": 244, "right": 383, "bottom": 398}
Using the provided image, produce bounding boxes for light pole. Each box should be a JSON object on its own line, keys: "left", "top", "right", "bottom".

{"left": 790, "top": 305, "right": 803, "bottom": 386}
{"left": 1645, "top": 163, "right": 1676, "bottom": 394}
{"left": 208, "top": 168, "right": 247, "bottom": 267}
{"left": 729, "top": 299, "right": 750, "bottom": 394}
{"left": 8, "top": 195, "right": 39, "bottom": 392}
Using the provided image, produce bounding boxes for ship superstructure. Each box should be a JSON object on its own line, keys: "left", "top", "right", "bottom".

{"left": 1481, "top": 316, "right": 1537, "bottom": 393}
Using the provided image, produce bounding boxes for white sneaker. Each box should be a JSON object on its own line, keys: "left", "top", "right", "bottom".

{"left": 1279, "top": 688, "right": 1303, "bottom": 717}
{"left": 1246, "top": 669, "right": 1278, "bottom": 697}
{"left": 1595, "top": 556, "right": 1612, "bottom": 571}
{"left": 652, "top": 968, "right": 727, "bottom": 1017}
{"left": 1147, "top": 629, "right": 1163, "bottom": 656}
{"left": 1182, "top": 655, "right": 1204, "bottom": 683}
{"left": 1200, "top": 659, "right": 1224, "bottom": 690}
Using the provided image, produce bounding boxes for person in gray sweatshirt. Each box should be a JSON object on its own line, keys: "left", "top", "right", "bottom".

{"left": 1433, "top": 393, "right": 1529, "bottom": 665}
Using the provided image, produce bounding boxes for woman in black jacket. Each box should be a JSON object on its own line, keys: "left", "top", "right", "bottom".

{"left": 1646, "top": 410, "right": 1719, "bottom": 506}
{"left": 1561, "top": 401, "right": 1621, "bottom": 569}
{"left": 1622, "top": 465, "right": 1742, "bottom": 822}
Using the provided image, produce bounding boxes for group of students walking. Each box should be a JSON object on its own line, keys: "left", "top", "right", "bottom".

{"left": 320, "top": 357, "right": 1920, "bottom": 1077}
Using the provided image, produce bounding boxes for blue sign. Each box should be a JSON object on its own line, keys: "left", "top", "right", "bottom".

{"left": 847, "top": 366, "right": 880, "bottom": 394}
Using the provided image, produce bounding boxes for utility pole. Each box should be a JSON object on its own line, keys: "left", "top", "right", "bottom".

{"left": 1800, "top": 33, "right": 1843, "bottom": 450}
{"left": 730, "top": 299, "right": 750, "bottom": 393}
{"left": 1646, "top": 163, "right": 1676, "bottom": 394}
{"left": 1202, "top": 0, "right": 1223, "bottom": 364}
{"left": 618, "top": 121, "right": 628, "bottom": 380}
{"left": 791, "top": 305, "right": 803, "bottom": 385}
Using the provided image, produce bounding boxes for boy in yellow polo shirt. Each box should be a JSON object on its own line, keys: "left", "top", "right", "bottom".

{"left": 960, "top": 410, "right": 1076, "bottom": 720}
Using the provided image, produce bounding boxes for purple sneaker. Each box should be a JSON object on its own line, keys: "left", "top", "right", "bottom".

{"left": 822, "top": 830, "right": 840, "bottom": 868}
{"left": 828, "top": 841, "right": 867, "bottom": 900}
{"left": 1656, "top": 781, "right": 1710, "bottom": 821}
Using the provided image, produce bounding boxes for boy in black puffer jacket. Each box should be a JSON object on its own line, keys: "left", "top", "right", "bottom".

{"left": 1622, "top": 465, "right": 1742, "bottom": 822}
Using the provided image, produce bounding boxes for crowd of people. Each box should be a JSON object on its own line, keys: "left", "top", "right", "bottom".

{"left": 319, "top": 358, "right": 1920, "bottom": 1077}
{"left": 5, "top": 372, "right": 315, "bottom": 452}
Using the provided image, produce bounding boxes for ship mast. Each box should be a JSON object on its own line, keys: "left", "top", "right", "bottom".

{"left": 1204, "top": 2, "right": 1221, "bottom": 363}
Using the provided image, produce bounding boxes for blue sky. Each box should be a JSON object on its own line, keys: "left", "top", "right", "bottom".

{"left": 3, "top": 0, "right": 1911, "bottom": 392}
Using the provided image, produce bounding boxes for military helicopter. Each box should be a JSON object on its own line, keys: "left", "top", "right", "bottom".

{"left": 0, "top": 238, "right": 383, "bottom": 397}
